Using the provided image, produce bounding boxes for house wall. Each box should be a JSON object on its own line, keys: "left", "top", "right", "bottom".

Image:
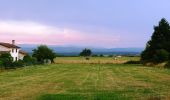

{"left": 18, "top": 53, "right": 25, "bottom": 60}
{"left": 10, "top": 48, "right": 20, "bottom": 61}
{"left": 0, "top": 45, "right": 10, "bottom": 51}
{"left": 0, "top": 45, "right": 20, "bottom": 62}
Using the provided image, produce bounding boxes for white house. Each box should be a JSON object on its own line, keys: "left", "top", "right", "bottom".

{"left": 0, "top": 40, "right": 27, "bottom": 61}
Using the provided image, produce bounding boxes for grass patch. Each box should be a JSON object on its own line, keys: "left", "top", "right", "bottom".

{"left": 38, "top": 92, "right": 131, "bottom": 100}
{"left": 38, "top": 94, "right": 87, "bottom": 100}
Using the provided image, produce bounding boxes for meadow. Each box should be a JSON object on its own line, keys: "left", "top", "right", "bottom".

{"left": 0, "top": 57, "right": 170, "bottom": 100}
{"left": 54, "top": 56, "right": 140, "bottom": 64}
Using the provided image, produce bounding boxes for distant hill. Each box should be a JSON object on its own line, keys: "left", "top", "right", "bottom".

{"left": 19, "top": 44, "right": 144, "bottom": 56}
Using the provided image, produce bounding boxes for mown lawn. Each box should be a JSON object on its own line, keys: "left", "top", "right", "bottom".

{"left": 0, "top": 57, "right": 170, "bottom": 100}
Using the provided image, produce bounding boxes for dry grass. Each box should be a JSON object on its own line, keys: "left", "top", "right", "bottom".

{"left": 54, "top": 56, "right": 140, "bottom": 64}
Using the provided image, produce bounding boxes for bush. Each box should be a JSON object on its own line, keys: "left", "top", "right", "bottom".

{"left": 0, "top": 53, "right": 13, "bottom": 68}
{"left": 23, "top": 55, "right": 37, "bottom": 66}
{"left": 124, "top": 61, "right": 141, "bottom": 64}
{"left": 12, "top": 60, "right": 24, "bottom": 68}
{"left": 0, "top": 53, "right": 39, "bottom": 69}
{"left": 0, "top": 60, "right": 3, "bottom": 68}
{"left": 165, "top": 61, "right": 170, "bottom": 68}
{"left": 153, "top": 49, "right": 169, "bottom": 63}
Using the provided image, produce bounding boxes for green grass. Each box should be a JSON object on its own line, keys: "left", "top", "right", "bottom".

{"left": 0, "top": 57, "right": 170, "bottom": 100}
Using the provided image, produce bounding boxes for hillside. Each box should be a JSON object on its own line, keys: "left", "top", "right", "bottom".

{"left": 19, "top": 44, "right": 144, "bottom": 56}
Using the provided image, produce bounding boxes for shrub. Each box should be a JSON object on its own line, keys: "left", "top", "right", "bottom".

{"left": 0, "top": 53, "right": 13, "bottom": 69}
{"left": 86, "top": 57, "right": 90, "bottom": 60}
{"left": 165, "top": 61, "right": 170, "bottom": 68}
{"left": 12, "top": 60, "right": 24, "bottom": 68}
{"left": 124, "top": 61, "right": 141, "bottom": 64}
{"left": 0, "top": 60, "right": 3, "bottom": 68}
{"left": 100, "top": 54, "right": 104, "bottom": 57}
{"left": 23, "top": 55, "right": 37, "bottom": 65}
{"left": 31, "top": 57, "right": 38, "bottom": 65}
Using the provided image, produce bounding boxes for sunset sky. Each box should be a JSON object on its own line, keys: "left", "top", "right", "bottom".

{"left": 0, "top": 0, "right": 170, "bottom": 48}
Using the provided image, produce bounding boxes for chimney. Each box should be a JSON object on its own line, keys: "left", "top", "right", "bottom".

{"left": 12, "top": 40, "right": 15, "bottom": 45}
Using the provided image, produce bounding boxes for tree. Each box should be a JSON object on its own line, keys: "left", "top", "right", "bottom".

{"left": 141, "top": 18, "right": 170, "bottom": 63}
{"left": 153, "top": 49, "right": 169, "bottom": 63}
{"left": 79, "top": 48, "right": 92, "bottom": 60}
{"left": 32, "top": 45, "right": 56, "bottom": 63}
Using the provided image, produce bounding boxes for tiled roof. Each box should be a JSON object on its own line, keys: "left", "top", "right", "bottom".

{"left": 0, "top": 42, "right": 20, "bottom": 48}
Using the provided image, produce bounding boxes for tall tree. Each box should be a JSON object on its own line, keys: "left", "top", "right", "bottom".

{"left": 141, "top": 18, "right": 170, "bottom": 62}
{"left": 32, "top": 45, "right": 56, "bottom": 63}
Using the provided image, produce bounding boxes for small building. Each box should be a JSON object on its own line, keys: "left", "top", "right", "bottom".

{"left": 0, "top": 40, "right": 27, "bottom": 61}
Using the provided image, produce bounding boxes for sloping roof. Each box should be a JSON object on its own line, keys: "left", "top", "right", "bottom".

{"left": 19, "top": 50, "right": 28, "bottom": 55}
{"left": 0, "top": 42, "right": 20, "bottom": 48}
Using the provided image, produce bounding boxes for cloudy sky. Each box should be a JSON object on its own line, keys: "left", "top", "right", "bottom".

{"left": 0, "top": 0, "right": 170, "bottom": 48}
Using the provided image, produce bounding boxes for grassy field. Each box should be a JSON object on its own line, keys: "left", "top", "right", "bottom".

{"left": 54, "top": 56, "right": 140, "bottom": 64}
{"left": 0, "top": 57, "right": 170, "bottom": 100}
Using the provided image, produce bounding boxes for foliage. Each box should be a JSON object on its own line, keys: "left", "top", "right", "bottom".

{"left": 100, "top": 54, "right": 104, "bottom": 57}
{"left": 0, "top": 53, "right": 13, "bottom": 68}
{"left": 0, "top": 53, "right": 26, "bottom": 68}
{"left": 32, "top": 45, "right": 56, "bottom": 63}
{"left": 124, "top": 60, "right": 141, "bottom": 64}
{"left": 79, "top": 48, "right": 92, "bottom": 57}
{"left": 0, "top": 53, "right": 38, "bottom": 69}
{"left": 79, "top": 48, "right": 92, "bottom": 60}
{"left": 141, "top": 18, "right": 170, "bottom": 63}
{"left": 23, "top": 55, "right": 37, "bottom": 65}
{"left": 153, "top": 49, "right": 169, "bottom": 63}
{"left": 0, "top": 60, "right": 3, "bottom": 68}
{"left": 12, "top": 60, "right": 24, "bottom": 68}
{"left": 165, "top": 61, "right": 170, "bottom": 68}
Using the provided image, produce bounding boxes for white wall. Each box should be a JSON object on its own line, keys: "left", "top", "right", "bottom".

{"left": 0, "top": 45, "right": 23, "bottom": 62}
{"left": 10, "top": 48, "right": 20, "bottom": 61}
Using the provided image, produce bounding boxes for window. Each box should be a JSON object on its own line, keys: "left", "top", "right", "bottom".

{"left": 16, "top": 57, "right": 17, "bottom": 61}
{"left": 12, "top": 49, "right": 14, "bottom": 53}
{"left": 16, "top": 49, "right": 17, "bottom": 52}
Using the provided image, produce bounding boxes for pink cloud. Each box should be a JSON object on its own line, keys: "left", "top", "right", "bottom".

{"left": 0, "top": 20, "right": 121, "bottom": 47}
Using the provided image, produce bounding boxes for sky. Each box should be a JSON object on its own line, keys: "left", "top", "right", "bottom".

{"left": 0, "top": 0, "right": 170, "bottom": 48}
